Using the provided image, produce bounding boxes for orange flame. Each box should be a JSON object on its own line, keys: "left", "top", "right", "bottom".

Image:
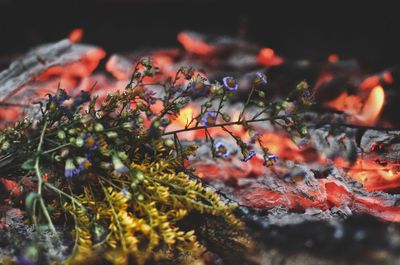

{"left": 355, "top": 85, "right": 385, "bottom": 125}
{"left": 326, "top": 85, "right": 385, "bottom": 126}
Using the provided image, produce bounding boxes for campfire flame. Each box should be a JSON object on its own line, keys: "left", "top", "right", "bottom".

{"left": 355, "top": 85, "right": 385, "bottom": 125}
{"left": 326, "top": 85, "right": 385, "bottom": 126}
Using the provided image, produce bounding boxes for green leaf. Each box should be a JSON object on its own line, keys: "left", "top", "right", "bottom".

{"left": 22, "top": 158, "right": 35, "bottom": 170}
{"left": 25, "top": 192, "right": 38, "bottom": 214}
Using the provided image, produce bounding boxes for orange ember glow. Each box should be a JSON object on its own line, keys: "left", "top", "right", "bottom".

{"left": 383, "top": 71, "right": 394, "bottom": 84}
{"left": 176, "top": 105, "right": 196, "bottom": 126}
{"left": 177, "top": 32, "right": 216, "bottom": 56}
{"left": 326, "top": 85, "right": 385, "bottom": 126}
{"left": 359, "top": 75, "right": 380, "bottom": 90}
{"left": 257, "top": 48, "right": 284, "bottom": 67}
{"left": 325, "top": 92, "right": 363, "bottom": 116}
{"left": 360, "top": 71, "right": 394, "bottom": 90}
{"left": 335, "top": 157, "right": 400, "bottom": 191}
{"left": 328, "top": 54, "right": 339, "bottom": 63}
{"left": 68, "top": 28, "right": 84, "bottom": 43}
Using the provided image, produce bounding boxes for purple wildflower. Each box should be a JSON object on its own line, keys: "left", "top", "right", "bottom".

{"left": 82, "top": 133, "right": 99, "bottom": 151}
{"left": 188, "top": 76, "right": 210, "bottom": 95}
{"left": 222, "top": 76, "right": 239, "bottom": 91}
{"left": 215, "top": 141, "right": 230, "bottom": 158}
{"left": 201, "top": 111, "right": 217, "bottom": 127}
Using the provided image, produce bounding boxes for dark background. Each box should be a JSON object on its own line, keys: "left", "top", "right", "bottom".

{"left": 0, "top": 0, "right": 399, "bottom": 71}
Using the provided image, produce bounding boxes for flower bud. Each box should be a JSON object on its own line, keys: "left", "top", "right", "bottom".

{"left": 204, "top": 102, "right": 213, "bottom": 108}
{"left": 133, "top": 170, "right": 144, "bottom": 181}
{"left": 152, "top": 120, "right": 160, "bottom": 129}
{"left": 106, "top": 131, "right": 118, "bottom": 139}
{"left": 75, "top": 137, "right": 84, "bottom": 147}
{"left": 257, "top": 101, "right": 265, "bottom": 108}
{"left": 1, "top": 141, "right": 10, "bottom": 151}
{"left": 164, "top": 138, "right": 174, "bottom": 147}
{"left": 57, "top": 130, "right": 66, "bottom": 140}
{"left": 100, "top": 162, "right": 112, "bottom": 170}
{"left": 300, "top": 127, "right": 308, "bottom": 136}
{"left": 68, "top": 129, "right": 76, "bottom": 135}
{"left": 160, "top": 117, "right": 170, "bottom": 127}
{"left": 130, "top": 181, "right": 138, "bottom": 189}
{"left": 94, "top": 123, "right": 104, "bottom": 132}
{"left": 118, "top": 151, "right": 128, "bottom": 161}
{"left": 122, "top": 122, "right": 134, "bottom": 130}
{"left": 222, "top": 113, "right": 231, "bottom": 122}
{"left": 136, "top": 102, "right": 147, "bottom": 111}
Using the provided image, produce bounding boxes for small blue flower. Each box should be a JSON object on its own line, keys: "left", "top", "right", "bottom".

{"left": 82, "top": 133, "right": 99, "bottom": 151}
{"left": 112, "top": 154, "right": 129, "bottom": 175}
{"left": 255, "top": 72, "right": 268, "bottom": 86}
{"left": 201, "top": 111, "right": 217, "bottom": 127}
{"left": 65, "top": 159, "right": 79, "bottom": 178}
{"left": 242, "top": 150, "right": 256, "bottom": 162}
{"left": 222, "top": 76, "right": 238, "bottom": 91}
{"left": 214, "top": 141, "right": 229, "bottom": 158}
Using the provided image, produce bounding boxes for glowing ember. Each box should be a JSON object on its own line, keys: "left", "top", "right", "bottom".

{"left": 177, "top": 32, "right": 216, "bottom": 56}
{"left": 257, "top": 48, "right": 283, "bottom": 67}
{"left": 68, "top": 28, "right": 84, "bottom": 43}
{"left": 359, "top": 71, "right": 394, "bottom": 90}
{"left": 335, "top": 157, "right": 400, "bottom": 191}
{"left": 328, "top": 54, "right": 339, "bottom": 63}
{"left": 325, "top": 92, "right": 363, "bottom": 116}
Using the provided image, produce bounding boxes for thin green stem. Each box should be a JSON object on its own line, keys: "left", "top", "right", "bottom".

{"left": 42, "top": 143, "right": 71, "bottom": 155}
{"left": 44, "top": 182, "right": 84, "bottom": 208}
{"left": 34, "top": 121, "right": 57, "bottom": 234}
{"left": 238, "top": 84, "right": 256, "bottom": 121}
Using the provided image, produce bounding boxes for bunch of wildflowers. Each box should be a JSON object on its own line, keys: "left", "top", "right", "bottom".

{"left": 0, "top": 57, "right": 311, "bottom": 264}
